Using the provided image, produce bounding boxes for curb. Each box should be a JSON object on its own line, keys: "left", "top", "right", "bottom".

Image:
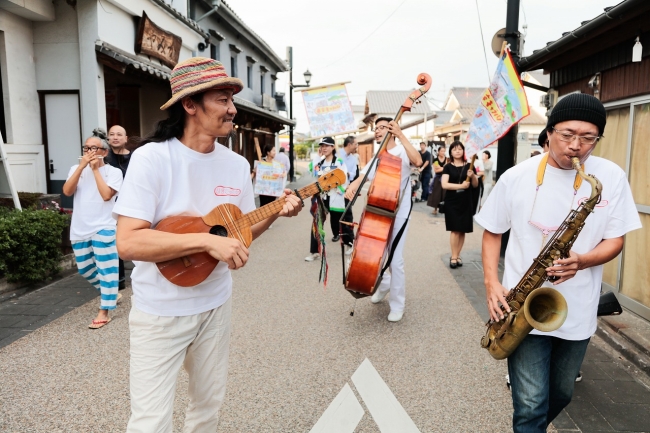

{"left": 596, "top": 315, "right": 650, "bottom": 378}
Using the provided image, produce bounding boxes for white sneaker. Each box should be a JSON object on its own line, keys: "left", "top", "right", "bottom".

{"left": 371, "top": 289, "right": 388, "bottom": 304}
{"left": 304, "top": 253, "right": 320, "bottom": 262}
{"left": 344, "top": 245, "right": 353, "bottom": 255}
{"left": 387, "top": 311, "right": 403, "bottom": 322}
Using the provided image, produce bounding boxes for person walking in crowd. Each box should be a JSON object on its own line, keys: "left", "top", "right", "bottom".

{"left": 441, "top": 141, "right": 478, "bottom": 269}
{"left": 340, "top": 136, "right": 359, "bottom": 247}
{"left": 253, "top": 143, "right": 285, "bottom": 207}
{"left": 305, "top": 136, "right": 349, "bottom": 261}
{"left": 417, "top": 141, "right": 432, "bottom": 202}
{"left": 107, "top": 125, "right": 131, "bottom": 177}
{"left": 539, "top": 128, "right": 549, "bottom": 153}
{"left": 476, "top": 94, "right": 641, "bottom": 433}
{"left": 113, "top": 57, "right": 303, "bottom": 432}
{"left": 480, "top": 150, "right": 494, "bottom": 208}
{"left": 107, "top": 125, "right": 131, "bottom": 290}
{"left": 62, "top": 128, "right": 123, "bottom": 329}
{"left": 345, "top": 118, "right": 422, "bottom": 322}
{"left": 427, "top": 145, "right": 448, "bottom": 215}
{"left": 275, "top": 146, "right": 291, "bottom": 175}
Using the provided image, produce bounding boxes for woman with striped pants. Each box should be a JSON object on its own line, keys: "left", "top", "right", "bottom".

{"left": 63, "top": 129, "right": 123, "bottom": 328}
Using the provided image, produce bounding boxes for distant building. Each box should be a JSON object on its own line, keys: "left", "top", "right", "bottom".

{"left": 0, "top": 0, "right": 291, "bottom": 207}
{"left": 427, "top": 86, "right": 546, "bottom": 150}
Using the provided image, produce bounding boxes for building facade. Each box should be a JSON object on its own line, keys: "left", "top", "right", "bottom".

{"left": 1, "top": 0, "right": 291, "bottom": 207}
{"left": 519, "top": 0, "right": 650, "bottom": 321}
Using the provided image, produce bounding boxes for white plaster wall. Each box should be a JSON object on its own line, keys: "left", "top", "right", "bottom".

{"left": 0, "top": 10, "right": 41, "bottom": 145}
{"left": 33, "top": 0, "right": 80, "bottom": 90}
{"left": 3, "top": 144, "right": 45, "bottom": 192}
{"left": 103, "top": 0, "right": 203, "bottom": 56}
{"left": 77, "top": 1, "right": 106, "bottom": 138}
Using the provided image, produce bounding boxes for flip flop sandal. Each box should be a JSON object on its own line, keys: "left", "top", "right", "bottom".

{"left": 89, "top": 318, "right": 111, "bottom": 329}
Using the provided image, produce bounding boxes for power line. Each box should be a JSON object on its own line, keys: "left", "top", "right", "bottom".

{"left": 317, "top": 0, "right": 409, "bottom": 70}
{"left": 475, "top": 0, "right": 491, "bottom": 84}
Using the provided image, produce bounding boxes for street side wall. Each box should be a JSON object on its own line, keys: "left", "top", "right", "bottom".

{"left": 0, "top": 9, "right": 46, "bottom": 193}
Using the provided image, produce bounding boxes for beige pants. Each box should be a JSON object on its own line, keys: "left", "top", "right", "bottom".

{"left": 126, "top": 297, "right": 232, "bottom": 433}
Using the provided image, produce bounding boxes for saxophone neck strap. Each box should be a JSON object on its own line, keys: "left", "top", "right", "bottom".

{"left": 537, "top": 153, "right": 583, "bottom": 193}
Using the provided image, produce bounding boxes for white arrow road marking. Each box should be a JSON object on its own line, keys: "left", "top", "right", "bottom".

{"left": 309, "top": 383, "right": 364, "bottom": 433}
{"left": 351, "top": 358, "right": 421, "bottom": 433}
{"left": 310, "top": 358, "right": 421, "bottom": 433}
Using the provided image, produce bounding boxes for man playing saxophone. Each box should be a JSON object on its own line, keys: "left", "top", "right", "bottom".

{"left": 475, "top": 94, "right": 641, "bottom": 433}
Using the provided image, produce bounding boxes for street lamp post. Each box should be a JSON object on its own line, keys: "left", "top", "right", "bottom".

{"left": 286, "top": 46, "right": 311, "bottom": 182}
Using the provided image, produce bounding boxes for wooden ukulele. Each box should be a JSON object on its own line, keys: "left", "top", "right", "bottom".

{"left": 155, "top": 168, "right": 346, "bottom": 287}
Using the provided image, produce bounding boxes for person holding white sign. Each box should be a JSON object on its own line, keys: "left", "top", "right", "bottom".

{"left": 253, "top": 143, "right": 286, "bottom": 207}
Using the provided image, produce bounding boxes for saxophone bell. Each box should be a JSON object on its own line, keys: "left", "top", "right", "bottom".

{"left": 523, "top": 287, "right": 568, "bottom": 332}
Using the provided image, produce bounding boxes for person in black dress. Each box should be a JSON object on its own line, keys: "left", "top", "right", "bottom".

{"left": 427, "top": 145, "right": 448, "bottom": 214}
{"left": 441, "top": 141, "right": 478, "bottom": 268}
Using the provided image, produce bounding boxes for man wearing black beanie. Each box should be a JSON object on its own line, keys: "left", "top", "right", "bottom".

{"left": 476, "top": 93, "right": 641, "bottom": 433}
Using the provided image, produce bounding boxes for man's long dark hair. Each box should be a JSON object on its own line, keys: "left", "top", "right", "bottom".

{"left": 140, "top": 94, "right": 205, "bottom": 146}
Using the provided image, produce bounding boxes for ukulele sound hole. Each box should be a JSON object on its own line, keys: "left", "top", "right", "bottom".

{"left": 209, "top": 225, "right": 228, "bottom": 237}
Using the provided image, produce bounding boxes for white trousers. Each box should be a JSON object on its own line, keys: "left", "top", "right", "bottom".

{"left": 126, "top": 297, "right": 232, "bottom": 433}
{"left": 375, "top": 216, "right": 410, "bottom": 313}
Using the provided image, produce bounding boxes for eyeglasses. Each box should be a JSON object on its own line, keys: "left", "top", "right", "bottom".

{"left": 375, "top": 125, "right": 388, "bottom": 131}
{"left": 82, "top": 146, "right": 105, "bottom": 152}
{"left": 552, "top": 127, "right": 600, "bottom": 145}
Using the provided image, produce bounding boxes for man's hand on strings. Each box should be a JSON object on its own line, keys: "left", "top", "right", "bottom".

{"left": 278, "top": 189, "right": 303, "bottom": 217}
{"left": 546, "top": 250, "right": 583, "bottom": 285}
{"left": 345, "top": 178, "right": 362, "bottom": 200}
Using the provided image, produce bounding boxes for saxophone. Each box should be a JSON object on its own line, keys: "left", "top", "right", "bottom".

{"left": 481, "top": 157, "right": 602, "bottom": 360}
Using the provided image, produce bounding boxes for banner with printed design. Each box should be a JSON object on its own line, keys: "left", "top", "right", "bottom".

{"left": 254, "top": 161, "right": 285, "bottom": 197}
{"left": 300, "top": 83, "right": 357, "bottom": 138}
{"left": 464, "top": 48, "right": 530, "bottom": 157}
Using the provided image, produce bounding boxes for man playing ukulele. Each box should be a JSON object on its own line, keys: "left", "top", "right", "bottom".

{"left": 114, "top": 58, "right": 302, "bottom": 432}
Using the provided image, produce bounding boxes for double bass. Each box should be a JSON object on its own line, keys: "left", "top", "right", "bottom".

{"left": 343, "top": 73, "right": 432, "bottom": 297}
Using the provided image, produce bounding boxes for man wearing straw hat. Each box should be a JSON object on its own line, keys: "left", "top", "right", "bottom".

{"left": 114, "top": 57, "right": 303, "bottom": 432}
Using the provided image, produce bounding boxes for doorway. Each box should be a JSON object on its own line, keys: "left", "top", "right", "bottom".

{"left": 38, "top": 91, "right": 82, "bottom": 208}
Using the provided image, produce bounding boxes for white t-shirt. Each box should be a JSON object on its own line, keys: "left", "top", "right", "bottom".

{"left": 112, "top": 138, "right": 256, "bottom": 317}
{"left": 361, "top": 142, "right": 413, "bottom": 220}
{"left": 67, "top": 164, "right": 123, "bottom": 241}
{"left": 475, "top": 154, "right": 641, "bottom": 340}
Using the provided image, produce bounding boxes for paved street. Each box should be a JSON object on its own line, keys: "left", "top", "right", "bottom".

{"left": 0, "top": 171, "right": 648, "bottom": 432}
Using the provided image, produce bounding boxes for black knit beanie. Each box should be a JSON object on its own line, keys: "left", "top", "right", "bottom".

{"left": 546, "top": 93, "right": 607, "bottom": 136}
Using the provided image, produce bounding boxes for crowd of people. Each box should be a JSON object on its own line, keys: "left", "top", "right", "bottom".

{"left": 59, "top": 57, "right": 641, "bottom": 433}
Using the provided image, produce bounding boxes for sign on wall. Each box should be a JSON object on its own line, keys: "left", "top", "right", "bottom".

{"left": 135, "top": 11, "right": 182, "bottom": 69}
{"left": 300, "top": 83, "right": 357, "bottom": 138}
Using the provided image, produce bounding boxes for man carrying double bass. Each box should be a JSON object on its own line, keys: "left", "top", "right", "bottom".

{"left": 345, "top": 117, "right": 422, "bottom": 322}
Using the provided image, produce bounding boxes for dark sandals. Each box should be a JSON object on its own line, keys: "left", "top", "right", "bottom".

{"left": 450, "top": 258, "right": 458, "bottom": 269}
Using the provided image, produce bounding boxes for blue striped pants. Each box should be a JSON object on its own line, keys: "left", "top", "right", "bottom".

{"left": 71, "top": 229, "right": 119, "bottom": 310}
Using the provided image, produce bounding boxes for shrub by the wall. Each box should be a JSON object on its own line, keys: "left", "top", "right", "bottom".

{"left": 0, "top": 207, "right": 70, "bottom": 282}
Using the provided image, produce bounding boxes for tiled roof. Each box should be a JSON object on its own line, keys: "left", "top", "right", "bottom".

{"left": 366, "top": 91, "right": 433, "bottom": 115}
{"left": 434, "top": 110, "right": 454, "bottom": 125}
{"left": 151, "top": 0, "right": 209, "bottom": 39}
{"left": 450, "top": 87, "right": 484, "bottom": 108}
{"left": 520, "top": 108, "right": 547, "bottom": 125}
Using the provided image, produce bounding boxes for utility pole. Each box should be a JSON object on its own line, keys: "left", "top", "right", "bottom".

{"left": 287, "top": 47, "right": 295, "bottom": 183}
{"left": 496, "top": 0, "right": 520, "bottom": 255}
{"left": 286, "top": 47, "right": 311, "bottom": 183}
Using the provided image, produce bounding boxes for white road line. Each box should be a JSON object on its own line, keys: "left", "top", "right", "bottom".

{"left": 309, "top": 383, "right": 364, "bottom": 433}
{"left": 351, "top": 358, "right": 421, "bottom": 433}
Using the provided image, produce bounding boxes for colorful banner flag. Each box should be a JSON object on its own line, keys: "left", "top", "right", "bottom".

{"left": 300, "top": 83, "right": 357, "bottom": 138}
{"left": 464, "top": 48, "right": 530, "bottom": 157}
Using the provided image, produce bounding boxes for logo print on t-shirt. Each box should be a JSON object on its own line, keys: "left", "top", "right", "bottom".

{"left": 578, "top": 197, "right": 608, "bottom": 208}
{"left": 214, "top": 186, "right": 241, "bottom": 196}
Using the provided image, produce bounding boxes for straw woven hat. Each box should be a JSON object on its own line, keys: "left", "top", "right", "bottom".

{"left": 160, "top": 57, "right": 244, "bottom": 110}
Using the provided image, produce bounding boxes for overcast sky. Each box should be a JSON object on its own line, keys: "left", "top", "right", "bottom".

{"left": 230, "top": 0, "right": 617, "bottom": 133}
